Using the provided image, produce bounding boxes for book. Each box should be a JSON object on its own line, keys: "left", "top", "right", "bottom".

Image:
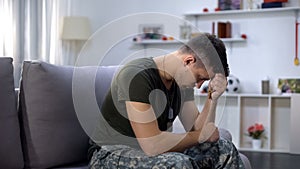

{"left": 218, "top": 22, "right": 232, "bottom": 38}
{"left": 262, "top": 2, "right": 283, "bottom": 8}
{"left": 264, "top": 0, "right": 287, "bottom": 3}
{"left": 218, "top": 0, "right": 242, "bottom": 10}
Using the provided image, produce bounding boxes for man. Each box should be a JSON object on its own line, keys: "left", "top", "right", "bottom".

{"left": 89, "top": 33, "right": 245, "bottom": 168}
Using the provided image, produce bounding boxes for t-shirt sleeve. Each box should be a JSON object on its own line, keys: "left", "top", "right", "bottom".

{"left": 182, "top": 87, "right": 194, "bottom": 102}
{"left": 116, "top": 68, "right": 152, "bottom": 104}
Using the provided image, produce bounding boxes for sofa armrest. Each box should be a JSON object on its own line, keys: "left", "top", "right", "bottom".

{"left": 219, "top": 128, "right": 233, "bottom": 141}
{"left": 239, "top": 153, "right": 252, "bottom": 169}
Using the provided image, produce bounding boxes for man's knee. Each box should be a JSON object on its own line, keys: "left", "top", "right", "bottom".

{"left": 158, "top": 152, "right": 194, "bottom": 168}
{"left": 218, "top": 138, "right": 236, "bottom": 153}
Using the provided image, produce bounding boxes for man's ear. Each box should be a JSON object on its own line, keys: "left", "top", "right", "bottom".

{"left": 183, "top": 54, "right": 196, "bottom": 66}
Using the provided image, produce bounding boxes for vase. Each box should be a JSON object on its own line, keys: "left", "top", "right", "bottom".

{"left": 252, "top": 139, "right": 262, "bottom": 149}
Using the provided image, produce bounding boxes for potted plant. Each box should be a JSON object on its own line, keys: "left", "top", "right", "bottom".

{"left": 246, "top": 123, "right": 266, "bottom": 149}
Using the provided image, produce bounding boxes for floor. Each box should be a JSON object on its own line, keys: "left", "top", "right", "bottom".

{"left": 241, "top": 151, "right": 300, "bottom": 169}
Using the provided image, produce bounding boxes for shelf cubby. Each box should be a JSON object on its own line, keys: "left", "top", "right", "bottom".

{"left": 193, "top": 93, "right": 296, "bottom": 152}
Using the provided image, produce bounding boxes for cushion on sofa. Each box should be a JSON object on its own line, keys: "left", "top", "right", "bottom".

{"left": 19, "top": 61, "right": 120, "bottom": 168}
{"left": 19, "top": 61, "right": 91, "bottom": 168}
{"left": 72, "top": 65, "right": 120, "bottom": 139}
{"left": 0, "top": 57, "right": 24, "bottom": 169}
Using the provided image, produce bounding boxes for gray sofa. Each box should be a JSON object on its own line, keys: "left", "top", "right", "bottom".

{"left": 0, "top": 57, "right": 251, "bottom": 169}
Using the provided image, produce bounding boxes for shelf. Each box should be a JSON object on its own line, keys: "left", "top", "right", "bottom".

{"left": 238, "top": 147, "right": 289, "bottom": 153}
{"left": 133, "top": 39, "right": 186, "bottom": 45}
{"left": 184, "top": 7, "right": 300, "bottom": 17}
{"left": 220, "top": 38, "right": 246, "bottom": 42}
{"left": 133, "top": 38, "right": 246, "bottom": 45}
{"left": 194, "top": 93, "right": 291, "bottom": 98}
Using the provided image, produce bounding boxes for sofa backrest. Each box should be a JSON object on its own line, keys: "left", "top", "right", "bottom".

{"left": 18, "top": 61, "right": 119, "bottom": 168}
{"left": 0, "top": 57, "right": 24, "bottom": 169}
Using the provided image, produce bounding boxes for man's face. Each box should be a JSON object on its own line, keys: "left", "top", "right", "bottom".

{"left": 191, "top": 64, "right": 214, "bottom": 89}
{"left": 174, "top": 63, "right": 213, "bottom": 89}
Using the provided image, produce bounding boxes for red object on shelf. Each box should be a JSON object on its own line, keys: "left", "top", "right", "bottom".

{"left": 203, "top": 8, "right": 209, "bottom": 12}
{"left": 162, "top": 36, "right": 168, "bottom": 41}
{"left": 241, "top": 34, "right": 247, "bottom": 39}
{"left": 264, "top": 0, "right": 288, "bottom": 2}
{"left": 295, "top": 22, "right": 299, "bottom": 65}
{"left": 215, "top": 7, "right": 221, "bottom": 11}
{"left": 296, "top": 23, "right": 298, "bottom": 59}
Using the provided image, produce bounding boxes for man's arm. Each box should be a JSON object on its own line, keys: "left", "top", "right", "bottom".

{"left": 179, "top": 100, "right": 219, "bottom": 143}
{"left": 126, "top": 101, "right": 202, "bottom": 156}
{"left": 193, "top": 99, "right": 218, "bottom": 131}
{"left": 179, "top": 73, "right": 227, "bottom": 141}
{"left": 195, "top": 73, "right": 227, "bottom": 129}
{"left": 179, "top": 99, "right": 216, "bottom": 131}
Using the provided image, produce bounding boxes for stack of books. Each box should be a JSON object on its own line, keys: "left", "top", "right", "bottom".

{"left": 261, "top": 0, "right": 288, "bottom": 9}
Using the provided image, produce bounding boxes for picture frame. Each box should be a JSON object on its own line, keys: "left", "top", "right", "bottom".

{"left": 218, "top": 0, "right": 243, "bottom": 10}
{"left": 278, "top": 78, "right": 300, "bottom": 93}
{"left": 139, "top": 24, "right": 164, "bottom": 40}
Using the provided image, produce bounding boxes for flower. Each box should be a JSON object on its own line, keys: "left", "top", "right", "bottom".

{"left": 246, "top": 123, "right": 265, "bottom": 139}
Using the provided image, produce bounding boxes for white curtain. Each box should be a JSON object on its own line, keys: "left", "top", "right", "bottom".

{"left": 22, "top": 0, "right": 71, "bottom": 65}
{"left": 0, "top": 0, "right": 21, "bottom": 86}
{"left": 0, "top": 0, "right": 17, "bottom": 58}
{"left": 0, "top": 0, "right": 72, "bottom": 86}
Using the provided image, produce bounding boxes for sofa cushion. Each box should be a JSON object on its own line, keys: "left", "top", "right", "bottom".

{"left": 19, "top": 61, "right": 91, "bottom": 168}
{"left": 0, "top": 57, "right": 24, "bottom": 169}
{"left": 19, "top": 61, "right": 120, "bottom": 168}
{"left": 72, "top": 64, "right": 120, "bottom": 138}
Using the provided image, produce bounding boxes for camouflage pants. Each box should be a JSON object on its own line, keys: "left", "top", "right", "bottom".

{"left": 89, "top": 138, "right": 245, "bottom": 169}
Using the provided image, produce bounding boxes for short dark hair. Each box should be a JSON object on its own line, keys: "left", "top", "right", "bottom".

{"left": 179, "top": 33, "right": 230, "bottom": 77}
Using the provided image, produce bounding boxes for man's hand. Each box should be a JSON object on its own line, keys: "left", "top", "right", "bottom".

{"left": 208, "top": 73, "right": 227, "bottom": 101}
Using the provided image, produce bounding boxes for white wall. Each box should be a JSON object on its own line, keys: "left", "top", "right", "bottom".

{"left": 69, "top": 0, "right": 300, "bottom": 94}
{"left": 193, "top": 11, "right": 299, "bottom": 94}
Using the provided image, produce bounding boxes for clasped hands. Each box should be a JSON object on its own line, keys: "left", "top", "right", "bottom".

{"left": 208, "top": 73, "right": 227, "bottom": 101}
{"left": 197, "top": 74, "right": 227, "bottom": 143}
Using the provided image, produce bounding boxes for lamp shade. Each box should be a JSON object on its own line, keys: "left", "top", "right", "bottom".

{"left": 61, "top": 16, "right": 91, "bottom": 40}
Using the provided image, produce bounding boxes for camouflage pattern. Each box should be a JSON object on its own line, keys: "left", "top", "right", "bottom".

{"left": 89, "top": 138, "right": 245, "bottom": 169}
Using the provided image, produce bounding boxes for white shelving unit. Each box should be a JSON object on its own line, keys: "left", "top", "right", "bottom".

{"left": 133, "top": 7, "right": 299, "bottom": 47}
{"left": 290, "top": 94, "right": 300, "bottom": 154}
{"left": 182, "top": 7, "right": 300, "bottom": 49}
{"left": 185, "top": 8, "right": 300, "bottom": 153}
{"left": 184, "top": 7, "right": 300, "bottom": 17}
{"left": 194, "top": 93, "right": 300, "bottom": 153}
{"left": 133, "top": 38, "right": 245, "bottom": 45}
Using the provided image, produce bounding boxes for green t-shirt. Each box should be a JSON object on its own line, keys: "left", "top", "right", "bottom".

{"left": 92, "top": 57, "right": 194, "bottom": 149}
{"left": 102, "top": 57, "right": 194, "bottom": 136}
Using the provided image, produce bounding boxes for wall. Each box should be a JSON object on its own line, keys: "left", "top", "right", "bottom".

{"left": 69, "top": 0, "right": 300, "bottom": 94}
